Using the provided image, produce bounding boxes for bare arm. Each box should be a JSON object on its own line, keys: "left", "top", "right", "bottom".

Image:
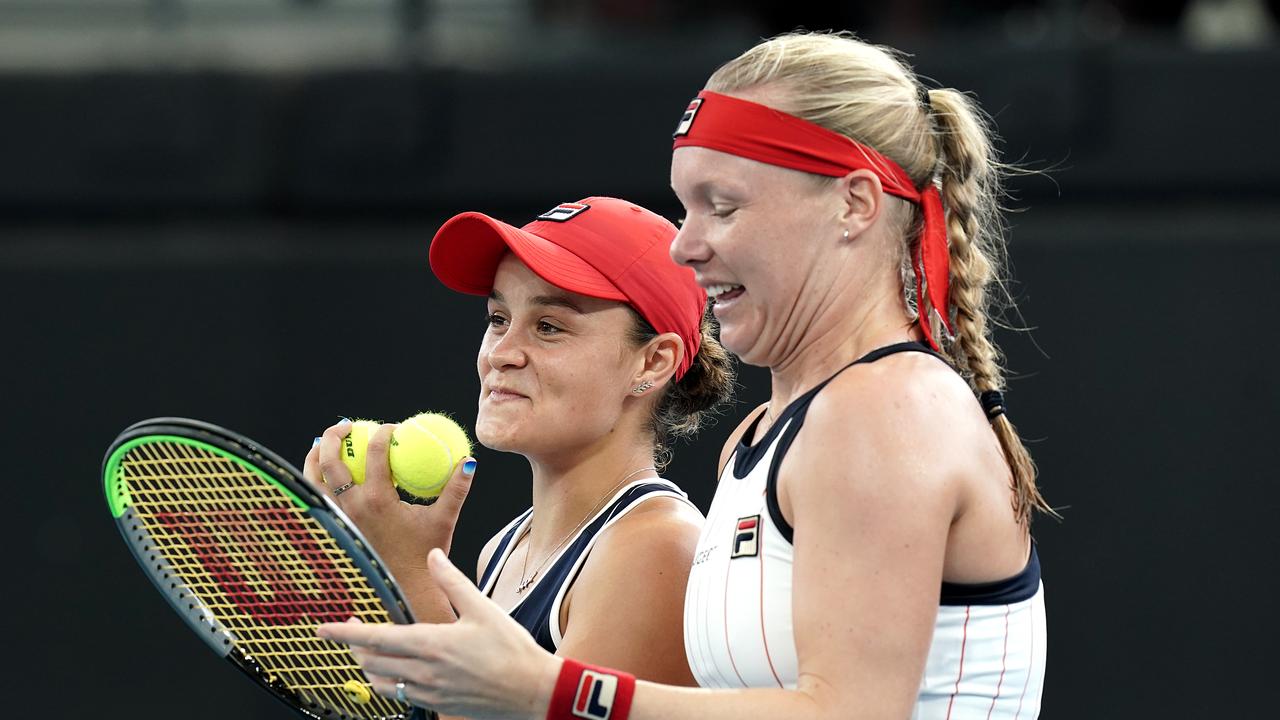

{"left": 554, "top": 497, "right": 702, "bottom": 685}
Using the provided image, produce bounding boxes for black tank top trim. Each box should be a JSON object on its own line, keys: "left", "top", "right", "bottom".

{"left": 731, "top": 341, "right": 950, "bottom": 544}
{"left": 479, "top": 481, "right": 683, "bottom": 653}
{"left": 940, "top": 543, "right": 1041, "bottom": 606}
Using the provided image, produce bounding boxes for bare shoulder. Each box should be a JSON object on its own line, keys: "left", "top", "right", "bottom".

{"left": 788, "top": 351, "right": 986, "bottom": 507}
{"left": 557, "top": 493, "right": 700, "bottom": 683}
{"left": 594, "top": 494, "right": 703, "bottom": 560}
{"left": 573, "top": 494, "right": 702, "bottom": 594}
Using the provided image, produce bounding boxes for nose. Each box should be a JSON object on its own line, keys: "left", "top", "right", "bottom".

{"left": 669, "top": 217, "right": 711, "bottom": 268}
{"left": 485, "top": 327, "right": 528, "bottom": 371}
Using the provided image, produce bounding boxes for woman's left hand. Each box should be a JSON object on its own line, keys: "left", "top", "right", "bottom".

{"left": 303, "top": 420, "right": 476, "bottom": 580}
{"left": 318, "top": 548, "right": 561, "bottom": 720}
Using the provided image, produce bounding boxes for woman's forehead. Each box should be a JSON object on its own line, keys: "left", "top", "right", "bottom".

{"left": 490, "top": 255, "right": 621, "bottom": 316}
{"left": 672, "top": 146, "right": 813, "bottom": 197}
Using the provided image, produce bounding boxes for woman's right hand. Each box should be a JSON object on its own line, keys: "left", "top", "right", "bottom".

{"left": 319, "top": 548, "right": 560, "bottom": 720}
{"left": 302, "top": 420, "right": 476, "bottom": 600}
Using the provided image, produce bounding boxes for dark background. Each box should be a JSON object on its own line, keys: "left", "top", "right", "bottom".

{"left": 3, "top": 1, "right": 1278, "bottom": 717}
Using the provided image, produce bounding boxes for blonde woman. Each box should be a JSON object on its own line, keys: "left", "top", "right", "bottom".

{"left": 320, "top": 32, "right": 1052, "bottom": 720}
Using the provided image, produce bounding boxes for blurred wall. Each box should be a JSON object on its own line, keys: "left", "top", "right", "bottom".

{"left": 3, "top": 16, "right": 1278, "bottom": 719}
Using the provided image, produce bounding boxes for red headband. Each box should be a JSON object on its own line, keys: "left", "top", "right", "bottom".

{"left": 673, "top": 90, "right": 953, "bottom": 350}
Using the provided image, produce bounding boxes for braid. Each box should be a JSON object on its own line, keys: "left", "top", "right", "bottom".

{"left": 929, "top": 88, "right": 1055, "bottom": 525}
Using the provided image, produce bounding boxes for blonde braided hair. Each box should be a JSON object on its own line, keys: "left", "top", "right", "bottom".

{"left": 707, "top": 31, "right": 1054, "bottom": 525}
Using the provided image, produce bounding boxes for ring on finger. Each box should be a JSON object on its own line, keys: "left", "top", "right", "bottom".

{"left": 394, "top": 680, "right": 408, "bottom": 704}
{"left": 333, "top": 481, "right": 356, "bottom": 496}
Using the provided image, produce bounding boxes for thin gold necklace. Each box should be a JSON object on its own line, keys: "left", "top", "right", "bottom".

{"left": 515, "top": 465, "right": 657, "bottom": 594}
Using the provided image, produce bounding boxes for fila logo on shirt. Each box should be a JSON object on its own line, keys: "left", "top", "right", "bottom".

{"left": 672, "top": 97, "right": 703, "bottom": 137}
{"left": 731, "top": 514, "right": 760, "bottom": 558}
{"left": 538, "top": 202, "right": 591, "bottom": 222}
{"left": 572, "top": 670, "right": 619, "bottom": 719}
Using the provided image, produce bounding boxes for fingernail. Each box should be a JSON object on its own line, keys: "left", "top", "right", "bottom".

{"left": 462, "top": 459, "right": 477, "bottom": 476}
{"left": 338, "top": 416, "right": 351, "bottom": 423}
{"left": 312, "top": 436, "right": 322, "bottom": 447}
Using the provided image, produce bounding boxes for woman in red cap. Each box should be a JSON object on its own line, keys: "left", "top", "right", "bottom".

{"left": 320, "top": 31, "right": 1053, "bottom": 720}
{"left": 306, "top": 196, "right": 733, "bottom": 688}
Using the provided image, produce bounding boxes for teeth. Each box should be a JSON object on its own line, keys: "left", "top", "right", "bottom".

{"left": 706, "top": 283, "right": 742, "bottom": 299}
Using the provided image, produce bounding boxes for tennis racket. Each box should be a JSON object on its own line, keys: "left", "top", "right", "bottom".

{"left": 103, "top": 417, "right": 432, "bottom": 720}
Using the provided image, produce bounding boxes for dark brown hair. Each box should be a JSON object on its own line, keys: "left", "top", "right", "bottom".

{"left": 629, "top": 306, "right": 735, "bottom": 470}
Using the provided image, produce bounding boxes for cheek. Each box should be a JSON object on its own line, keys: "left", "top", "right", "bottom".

{"left": 545, "top": 355, "right": 628, "bottom": 421}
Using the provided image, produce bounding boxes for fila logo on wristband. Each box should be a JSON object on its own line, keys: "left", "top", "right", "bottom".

{"left": 730, "top": 514, "right": 760, "bottom": 558}
{"left": 672, "top": 98, "right": 703, "bottom": 137}
{"left": 538, "top": 202, "right": 591, "bottom": 222}
{"left": 572, "top": 671, "right": 618, "bottom": 719}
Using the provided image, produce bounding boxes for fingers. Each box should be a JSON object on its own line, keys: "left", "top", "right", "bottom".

{"left": 429, "top": 457, "right": 477, "bottom": 521}
{"left": 317, "top": 419, "right": 355, "bottom": 494}
{"left": 337, "top": 417, "right": 396, "bottom": 512}
{"left": 318, "top": 619, "right": 428, "bottom": 657}
{"left": 303, "top": 443, "right": 337, "bottom": 502}
{"left": 428, "top": 547, "right": 494, "bottom": 620}
{"left": 355, "top": 423, "right": 400, "bottom": 506}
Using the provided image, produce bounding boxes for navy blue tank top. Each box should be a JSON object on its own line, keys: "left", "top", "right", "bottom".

{"left": 478, "top": 479, "right": 692, "bottom": 652}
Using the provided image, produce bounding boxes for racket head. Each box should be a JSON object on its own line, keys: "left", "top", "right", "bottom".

{"left": 104, "top": 417, "right": 430, "bottom": 720}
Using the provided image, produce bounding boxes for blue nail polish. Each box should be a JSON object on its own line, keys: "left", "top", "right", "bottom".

{"left": 462, "top": 459, "right": 477, "bottom": 476}
{"left": 312, "top": 436, "right": 322, "bottom": 447}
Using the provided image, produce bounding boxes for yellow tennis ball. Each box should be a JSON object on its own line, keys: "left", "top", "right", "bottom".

{"left": 389, "top": 412, "right": 471, "bottom": 500}
{"left": 339, "top": 419, "right": 382, "bottom": 485}
{"left": 342, "top": 679, "right": 372, "bottom": 705}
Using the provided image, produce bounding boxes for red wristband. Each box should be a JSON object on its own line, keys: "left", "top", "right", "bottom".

{"left": 546, "top": 658, "right": 636, "bottom": 720}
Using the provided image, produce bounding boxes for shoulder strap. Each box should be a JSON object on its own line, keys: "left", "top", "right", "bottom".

{"left": 478, "top": 508, "right": 533, "bottom": 595}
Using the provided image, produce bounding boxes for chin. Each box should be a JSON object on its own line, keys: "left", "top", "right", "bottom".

{"left": 475, "top": 417, "right": 518, "bottom": 452}
{"left": 719, "top": 327, "right": 766, "bottom": 367}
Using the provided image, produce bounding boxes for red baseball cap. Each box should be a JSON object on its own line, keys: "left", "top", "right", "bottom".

{"left": 429, "top": 196, "right": 706, "bottom": 379}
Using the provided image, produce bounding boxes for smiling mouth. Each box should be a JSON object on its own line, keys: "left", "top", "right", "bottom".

{"left": 706, "top": 283, "right": 744, "bottom": 302}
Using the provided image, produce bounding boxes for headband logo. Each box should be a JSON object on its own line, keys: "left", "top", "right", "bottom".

{"left": 672, "top": 97, "right": 703, "bottom": 137}
{"left": 538, "top": 202, "right": 591, "bottom": 222}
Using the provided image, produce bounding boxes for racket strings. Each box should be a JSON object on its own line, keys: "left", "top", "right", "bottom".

{"left": 121, "top": 439, "right": 407, "bottom": 719}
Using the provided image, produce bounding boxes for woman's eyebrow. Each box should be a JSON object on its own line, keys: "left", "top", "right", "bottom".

{"left": 530, "top": 294, "right": 585, "bottom": 314}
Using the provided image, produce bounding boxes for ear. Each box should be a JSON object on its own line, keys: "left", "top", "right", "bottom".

{"left": 630, "top": 332, "right": 685, "bottom": 397}
{"left": 836, "top": 168, "right": 884, "bottom": 240}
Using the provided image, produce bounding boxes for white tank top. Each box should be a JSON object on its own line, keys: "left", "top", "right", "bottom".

{"left": 682, "top": 342, "right": 1048, "bottom": 718}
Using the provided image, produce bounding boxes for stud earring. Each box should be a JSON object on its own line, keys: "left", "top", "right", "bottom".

{"left": 842, "top": 229, "right": 850, "bottom": 240}
{"left": 632, "top": 381, "right": 653, "bottom": 394}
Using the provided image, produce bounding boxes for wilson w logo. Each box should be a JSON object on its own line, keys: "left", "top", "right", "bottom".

{"left": 154, "top": 508, "right": 353, "bottom": 624}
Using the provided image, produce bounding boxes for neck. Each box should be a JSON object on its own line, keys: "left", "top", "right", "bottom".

{"left": 768, "top": 264, "right": 918, "bottom": 414}
{"left": 524, "top": 438, "right": 658, "bottom": 555}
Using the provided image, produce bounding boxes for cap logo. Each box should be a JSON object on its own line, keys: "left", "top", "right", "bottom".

{"left": 673, "top": 97, "right": 703, "bottom": 137}
{"left": 538, "top": 202, "right": 591, "bottom": 222}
